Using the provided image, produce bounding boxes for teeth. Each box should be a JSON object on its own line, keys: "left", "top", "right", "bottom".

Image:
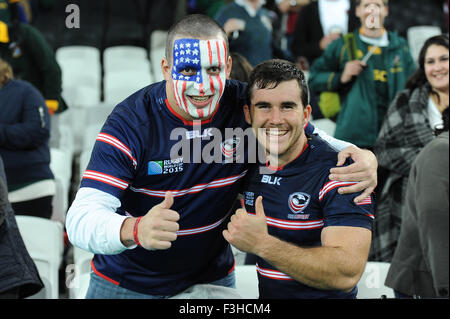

{"left": 190, "top": 96, "right": 210, "bottom": 101}
{"left": 266, "top": 130, "right": 287, "bottom": 136}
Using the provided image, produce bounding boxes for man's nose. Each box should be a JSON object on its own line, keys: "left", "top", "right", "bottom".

{"left": 269, "top": 108, "right": 283, "bottom": 124}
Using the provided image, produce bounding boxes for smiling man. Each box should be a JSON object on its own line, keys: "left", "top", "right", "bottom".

{"left": 66, "top": 14, "right": 378, "bottom": 299}
{"left": 224, "top": 59, "right": 374, "bottom": 298}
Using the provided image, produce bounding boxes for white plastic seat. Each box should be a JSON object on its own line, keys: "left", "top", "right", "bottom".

{"left": 15, "top": 216, "right": 64, "bottom": 299}
{"left": 62, "top": 85, "right": 101, "bottom": 108}
{"left": 407, "top": 26, "right": 442, "bottom": 65}
{"left": 356, "top": 261, "right": 395, "bottom": 299}
{"left": 50, "top": 148, "right": 72, "bottom": 195}
{"left": 56, "top": 45, "right": 101, "bottom": 62}
{"left": 149, "top": 30, "right": 168, "bottom": 83}
{"left": 51, "top": 177, "right": 66, "bottom": 224}
{"left": 104, "top": 70, "right": 152, "bottom": 104}
{"left": 68, "top": 272, "right": 91, "bottom": 299}
{"left": 82, "top": 123, "right": 103, "bottom": 154}
{"left": 104, "top": 45, "right": 150, "bottom": 73}
{"left": 57, "top": 46, "right": 101, "bottom": 108}
{"left": 234, "top": 265, "right": 259, "bottom": 299}
{"left": 68, "top": 246, "right": 94, "bottom": 299}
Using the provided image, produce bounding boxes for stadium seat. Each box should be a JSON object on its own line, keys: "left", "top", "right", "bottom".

{"left": 51, "top": 177, "right": 67, "bottom": 224}
{"left": 407, "top": 26, "right": 442, "bottom": 65}
{"left": 104, "top": 45, "right": 150, "bottom": 72}
{"left": 356, "top": 261, "right": 395, "bottom": 299}
{"left": 68, "top": 272, "right": 91, "bottom": 299}
{"left": 149, "top": 30, "right": 168, "bottom": 83}
{"left": 50, "top": 148, "right": 72, "bottom": 193}
{"left": 68, "top": 246, "right": 94, "bottom": 299}
{"left": 49, "top": 148, "right": 71, "bottom": 219}
{"left": 234, "top": 265, "right": 259, "bottom": 299}
{"left": 15, "top": 216, "right": 64, "bottom": 299}
{"left": 104, "top": 70, "right": 153, "bottom": 104}
{"left": 57, "top": 46, "right": 102, "bottom": 108}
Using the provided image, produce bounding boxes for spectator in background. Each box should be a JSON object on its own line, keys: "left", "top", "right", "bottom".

{"left": 191, "top": 0, "right": 226, "bottom": 17}
{"left": 215, "top": 0, "right": 276, "bottom": 66}
{"left": 384, "top": 109, "right": 449, "bottom": 299}
{"left": 371, "top": 35, "right": 449, "bottom": 262}
{"left": 0, "top": 154, "right": 44, "bottom": 299}
{"left": 308, "top": 0, "right": 415, "bottom": 149}
{"left": 274, "top": 0, "right": 309, "bottom": 50}
{"left": 229, "top": 51, "right": 253, "bottom": 82}
{"left": 0, "top": 0, "right": 66, "bottom": 115}
{"left": 290, "top": 0, "right": 358, "bottom": 70}
{"left": 0, "top": 58, "right": 55, "bottom": 219}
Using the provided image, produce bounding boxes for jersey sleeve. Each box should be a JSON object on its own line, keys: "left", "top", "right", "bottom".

{"left": 80, "top": 105, "right": 141, "bottom": 199}
{"left": 319, "top": 179, "right": 374, "bottom": 231}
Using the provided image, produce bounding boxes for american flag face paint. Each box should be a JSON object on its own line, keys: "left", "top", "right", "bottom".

{"left": 171, "top": 38, "right": 228, "bottom": 119}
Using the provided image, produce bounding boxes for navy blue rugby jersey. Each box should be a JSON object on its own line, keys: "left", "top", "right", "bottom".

{"left": 242, "top": 134, "right": 374, "bottom": 299}
{"left": 80, "top": 79, "right": 255, "bottom": 295}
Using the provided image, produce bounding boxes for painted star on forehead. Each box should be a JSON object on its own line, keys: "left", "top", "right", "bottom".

{"left": 192, "top": 58, "right": 199, "bottom": 64}
{"left": 193, "top": 42, "right": 199, "bottom": 47}
{"left": 192, "top": 49, "right": 199, "bottom": 56}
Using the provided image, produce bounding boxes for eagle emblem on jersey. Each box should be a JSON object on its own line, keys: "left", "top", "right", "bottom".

{"left": 288, "top": 192, "right": 310, "bottom": 214}
{"left": 221, "top": 137, "right": 241, "bottom": 159}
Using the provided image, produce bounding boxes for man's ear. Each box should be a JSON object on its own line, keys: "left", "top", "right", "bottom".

{"left": 161, "top": 57, "right": 172, "bottom": 81}
{"left": 226, "top": 55, "right": 233, "bottom": 78}
{"left": 243, "top": 104, "right": 252, "bottom": 125}
{"left": 304, "top": 105, "right": 312, "bottom": 125}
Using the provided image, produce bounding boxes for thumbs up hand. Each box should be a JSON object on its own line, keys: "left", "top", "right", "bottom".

{"left": 223, "top": 196, "right": 269, "bottom": 255}
{"left": 137, "top": 191, "right": 180, "bottom": 250}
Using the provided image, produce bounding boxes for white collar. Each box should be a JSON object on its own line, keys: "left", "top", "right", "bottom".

{"left": 359, "top": 29, "right": 389, "bottom": 47}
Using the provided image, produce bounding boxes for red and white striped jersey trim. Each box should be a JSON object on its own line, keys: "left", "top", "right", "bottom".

{"left": 256, "top": 263, "right": 293, "bottom": 281}
{"left": 83, "top": 170, "right": 129, "bottom": 190}
{"left": 356, "top": 196, "right": 373, "bottom": 206}
{"left": 247, "top": 212, "right": 324, "bottom": 230}
{"left": 96, "top": 133, "right": 137, "bottom": 169}
{"left": 319, "top": 181, "right": 357, "bottom": 201}
{"left": 129, "top": 170, "right": 248, "bottom": 198}
{"left": 176, "top": 216, "right": 227, "bottom": 236}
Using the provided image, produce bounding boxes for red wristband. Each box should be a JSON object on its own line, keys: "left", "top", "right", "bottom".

{"left": 133, "top": 217, "right": 143, "bottom": 247}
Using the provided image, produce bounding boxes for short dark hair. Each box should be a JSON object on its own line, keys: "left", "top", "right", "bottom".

{"left": 355, "top": 0, "right": 388, "bottom": 6}
{"left": 165, "top": 14, "right": 229, "bottom": 64}
{"left": 246, "top": 59, "right": 310, "bottom": 108}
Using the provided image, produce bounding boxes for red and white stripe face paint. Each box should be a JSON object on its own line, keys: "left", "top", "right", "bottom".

{"left": 171, "top": 38, "right": 227, "bottom": 120}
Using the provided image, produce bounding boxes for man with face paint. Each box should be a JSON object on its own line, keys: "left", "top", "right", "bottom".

{"left": 66, "top": 14, "right": 378, "bottom": 299}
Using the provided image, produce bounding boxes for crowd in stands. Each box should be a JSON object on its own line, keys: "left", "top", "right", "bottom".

{"left": 0, "top": 0, "right": 448, "bottom": 299}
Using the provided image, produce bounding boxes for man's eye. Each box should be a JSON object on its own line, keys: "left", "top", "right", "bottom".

{"left": 207, "top": 67, "right": 221, "bottom": 75}
{"left": 180, "top": 67, "right": 197, "bottom": 76}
